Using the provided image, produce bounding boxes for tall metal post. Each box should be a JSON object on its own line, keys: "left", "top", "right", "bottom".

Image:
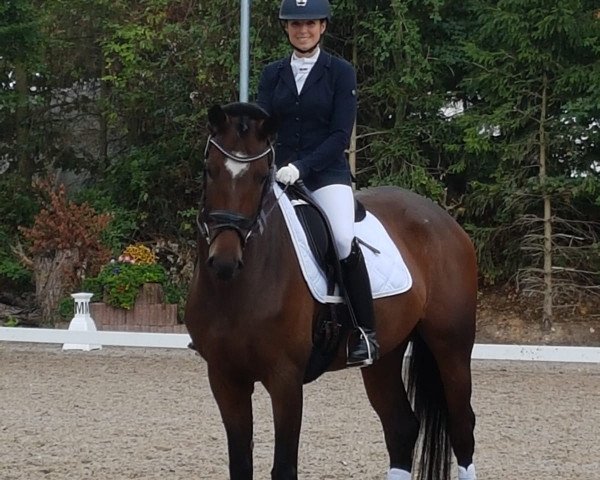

{"left": 240, "top": 0, "right": 251, "bottom": 102}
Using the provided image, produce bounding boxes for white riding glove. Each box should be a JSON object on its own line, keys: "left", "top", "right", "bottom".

{"left": 276, "top": 164, "right": 300, "bottom": 185}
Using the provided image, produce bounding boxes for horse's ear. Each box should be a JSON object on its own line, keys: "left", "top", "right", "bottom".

{"left": 207, "top": 104, "right": 228, "bottom": 133}
{"left": 258, "top": 115, "right": 278, "bottom": 141}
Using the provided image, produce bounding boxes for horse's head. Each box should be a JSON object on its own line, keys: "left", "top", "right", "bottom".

{"left": 199, "top": 102, "right": 277, "bottom": 281}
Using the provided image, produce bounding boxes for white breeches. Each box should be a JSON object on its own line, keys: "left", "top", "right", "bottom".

{"left": 311, "top": 184, "right": 355, "bottom": 259}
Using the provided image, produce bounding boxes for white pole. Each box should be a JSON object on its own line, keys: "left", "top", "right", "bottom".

{"left": 240, "top": 0, "right": 251, "bottom": 102}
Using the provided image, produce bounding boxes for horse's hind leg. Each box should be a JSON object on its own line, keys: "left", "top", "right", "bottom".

{"left": 418, "top": 317, "right": 477, "bottom": 479}
{"left": 431, "top": 339, "right": 476, "bottom": 475}
{"left": 361, "top": 344, "right": 418, "bottom": 479}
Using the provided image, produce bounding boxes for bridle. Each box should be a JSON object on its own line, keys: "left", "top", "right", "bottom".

{"left": 198, "top": 136, "right": 275, "bottom": 247}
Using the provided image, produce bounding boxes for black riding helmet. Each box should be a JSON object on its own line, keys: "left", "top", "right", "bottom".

{"left": 279, "top": 0, "right": 332, "bottom": 22}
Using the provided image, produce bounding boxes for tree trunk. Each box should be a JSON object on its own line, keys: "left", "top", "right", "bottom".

{"left": 14, "top": 62, "right": 33, "bottom": 180}
{"left": 539, "top": 73, "right": 553, "bottom": 331}
{"left": 33, "top": 249, "right": 80, "bottom": 325}
{"left": 391, "top": 2, "right": 408, "bottom": 127}
{"left": 349, "top": 38, "right": 357, "bottom": 184}
{"left": 99, "top": 71, "right": 109, "bottom": 167}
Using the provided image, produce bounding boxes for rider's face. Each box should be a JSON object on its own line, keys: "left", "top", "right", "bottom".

{"left": 285, "top": 19, "right": 326, "bottom": 56}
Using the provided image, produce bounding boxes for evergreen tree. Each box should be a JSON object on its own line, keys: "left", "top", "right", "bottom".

{"left": 0, "top": 1, "right": 46, "bottom": 292}
{"left": 459, "top": 0, "right": 600, "bottom": 327}
{"left": 0, "top": 0, "right": 43, "bottom": 178}
{"left": 331, "top": 1, "right": 475, "bottom": 205}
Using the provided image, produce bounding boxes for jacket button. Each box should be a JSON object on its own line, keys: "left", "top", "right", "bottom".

{"left": 295, "top": 117, "right": 300, "bottom": 121}
{"left": 295, "top": 133, "right": 300, "bottom": 138}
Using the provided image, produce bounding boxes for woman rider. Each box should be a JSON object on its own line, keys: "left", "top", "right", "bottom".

{"left": 257, "top": 0, "right": 379, "bottom": 367}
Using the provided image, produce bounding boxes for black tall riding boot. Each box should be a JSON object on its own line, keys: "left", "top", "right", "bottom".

{"left": 340, "top": 239, "right": 380, "bottom": 367}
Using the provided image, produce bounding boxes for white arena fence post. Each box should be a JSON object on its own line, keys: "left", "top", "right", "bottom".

{"left": 62, "top": 292, "right": 102, "bottom": 351}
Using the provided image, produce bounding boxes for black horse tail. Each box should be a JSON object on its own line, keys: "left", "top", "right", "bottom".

{"left": 405, "top": 333, "right": 451, "bottom": 480}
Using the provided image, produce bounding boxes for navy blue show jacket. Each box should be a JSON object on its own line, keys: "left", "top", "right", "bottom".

{"left": 257, "top": 50, "right": 357, "bottom": 191}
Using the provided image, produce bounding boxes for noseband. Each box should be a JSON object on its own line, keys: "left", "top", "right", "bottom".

{"left": 198, "top": 136, "right": 275, "bottom": 246}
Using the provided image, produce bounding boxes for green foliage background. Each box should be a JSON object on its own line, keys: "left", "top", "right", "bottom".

{"left": 1, "top": 0, "right": 599, "bottom": 314}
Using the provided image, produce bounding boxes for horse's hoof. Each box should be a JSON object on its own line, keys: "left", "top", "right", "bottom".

{"left": 187, "top": 342, "right": 200, "bottom": 355}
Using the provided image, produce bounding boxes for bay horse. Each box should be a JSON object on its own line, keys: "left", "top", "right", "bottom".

{"left": 184, "top": 102, "right": 478, "bottom": 480}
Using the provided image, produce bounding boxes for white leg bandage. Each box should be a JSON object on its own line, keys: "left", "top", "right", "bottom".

{"left": 387, "top": 468, "right": 412, "bottom": 480}
{"left": 458, "top": 463, "right": 477, "bottom": 480}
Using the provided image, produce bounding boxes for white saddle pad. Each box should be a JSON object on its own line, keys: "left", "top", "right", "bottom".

{"left": 275, "top": 184, "right": 412, "bottom": 304}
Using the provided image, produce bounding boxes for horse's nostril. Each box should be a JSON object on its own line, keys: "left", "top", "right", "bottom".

{"left": 216, "top": 268, "right": 234, "bottom": 281}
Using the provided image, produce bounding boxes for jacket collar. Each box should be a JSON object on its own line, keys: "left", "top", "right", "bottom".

{"left": 278, "top": 50, "right": 332, "bottom": 96}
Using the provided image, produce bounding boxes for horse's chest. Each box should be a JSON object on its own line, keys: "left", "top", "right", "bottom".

{"left": 189, "top": 294, "right": 304, "bottom": 369}
{"left": 199, "top": 323, "right": 270, "bottom": 365}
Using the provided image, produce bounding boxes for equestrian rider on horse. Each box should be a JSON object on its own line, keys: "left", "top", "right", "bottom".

{"left": 257, "top": 0, "right": 379, "bottom": 367}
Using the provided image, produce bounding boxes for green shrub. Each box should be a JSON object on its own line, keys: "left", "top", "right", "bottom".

{"left": 0, "top": 249, "right": 32, "bottom": 288}
{"left": 82, "top": 261, "right": 169, "bottom": 310}
{"left": 74, "top": 187, "right": 139, "bottom": 253}
{"left": 0, "top": 174, "right": 37, "bottom": 291}
{"left": 57, "top": 296, "right": 75, "bottom": 321}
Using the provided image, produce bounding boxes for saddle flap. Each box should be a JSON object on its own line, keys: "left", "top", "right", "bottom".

{"left": 275, "top": 184, "right": 412, "bottom": 304}
{"left": 286, "top": 186, "right": 333, "bottom": 276}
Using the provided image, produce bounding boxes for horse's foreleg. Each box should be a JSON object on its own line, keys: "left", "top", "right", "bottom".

{"left": 361, "top": 345, "right": 418, "bottom": 478}
{"left": 264, "top": 372, "right": 304, "bottom": 480}
{"left": 208, "top": 366, "right": 255, "bottom": 480}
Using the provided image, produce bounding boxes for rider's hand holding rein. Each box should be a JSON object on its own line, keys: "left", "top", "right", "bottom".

{"left": 276, "top": 164, "right": 300, "bottom": 185}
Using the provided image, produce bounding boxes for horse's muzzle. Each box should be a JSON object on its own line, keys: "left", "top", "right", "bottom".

{"left": 206, "top": 228, "right": 245, "bottom": 281}
{"left": 206, "top": 255, "right": 244, "bottom": 281}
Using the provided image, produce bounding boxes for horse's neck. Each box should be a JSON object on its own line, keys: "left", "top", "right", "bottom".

{"left": 243, "top": 209, "right": 288, "bottom": 283}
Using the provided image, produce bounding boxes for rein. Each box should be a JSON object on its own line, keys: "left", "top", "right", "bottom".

{"left": 198, "top": 135, "right": 281, "bottom": 246}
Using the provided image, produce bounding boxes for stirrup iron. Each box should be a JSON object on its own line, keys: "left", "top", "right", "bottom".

{"left": 346, "top": 327, "right": 377, "bottom": 367}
